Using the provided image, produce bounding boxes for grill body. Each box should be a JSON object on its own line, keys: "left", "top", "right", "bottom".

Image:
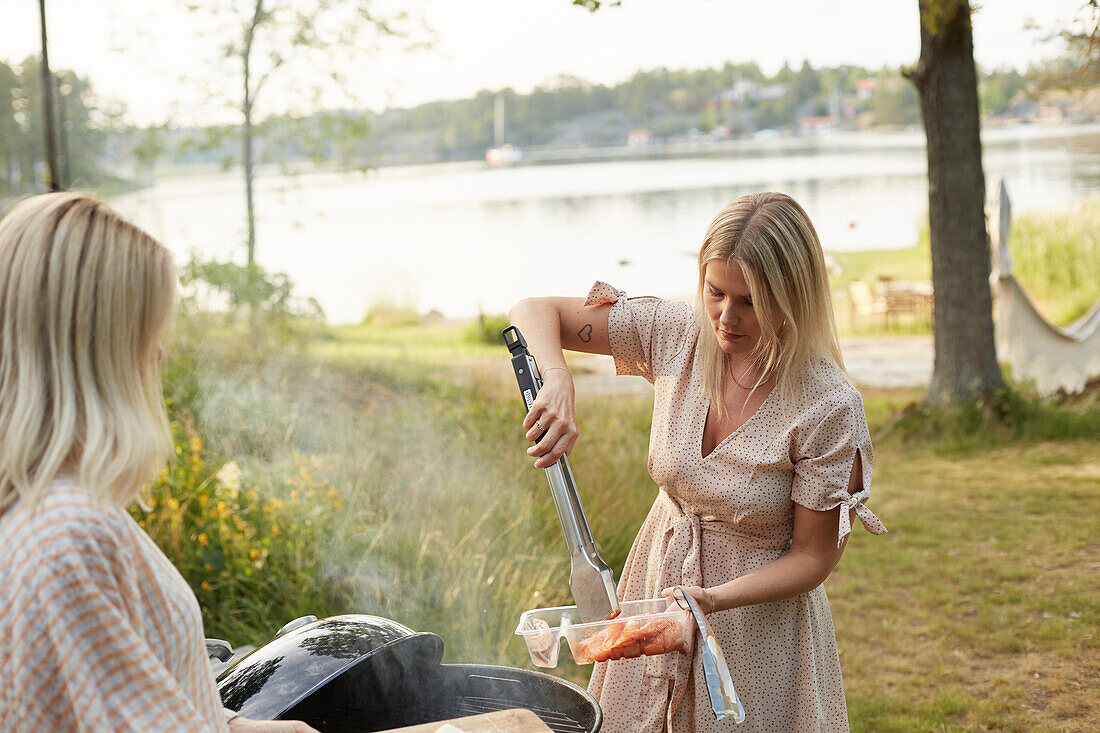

{"left": 218, "top": 614, "right": 601, "bottom": 733}
{"left": 285, "top": 662, "right": 601, "bottom": 733}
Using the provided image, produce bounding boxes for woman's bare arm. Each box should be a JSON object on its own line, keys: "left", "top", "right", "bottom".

{"left": 507, "top": 297, "right": 613, "bottom": 468}
{"left": 508, "top": 297, "right": 613, "bottom": 361}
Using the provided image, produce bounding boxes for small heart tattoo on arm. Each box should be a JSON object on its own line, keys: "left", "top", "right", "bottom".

{"left": 577, "top": 323, "right": 593, "bottom": 343}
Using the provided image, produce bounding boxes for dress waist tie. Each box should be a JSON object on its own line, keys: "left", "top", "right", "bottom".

{"left": 645, "top": 491, "right": 789, "bottom": 730}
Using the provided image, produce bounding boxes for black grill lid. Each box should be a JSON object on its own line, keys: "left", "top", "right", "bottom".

{"left": 218, "top": 614, "right": 443, "bottom": 720}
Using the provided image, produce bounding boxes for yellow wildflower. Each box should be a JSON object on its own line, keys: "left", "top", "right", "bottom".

{"left": 197, "top": 533, "right": 209, "bottom": 546}
{"left": 167, "top": 497, "right": 180, "bottom": 511}
{"left": 201, "top": 581, "right": 212, "bottom": 591}
{"left": 249, "top": 549, "right": 260, "bottom": 560}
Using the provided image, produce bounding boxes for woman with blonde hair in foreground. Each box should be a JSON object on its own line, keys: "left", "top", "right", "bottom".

{"left": 0, "top": 192, "right": 316, "bottom": 732}
{"left": 509, "top": 192, "right": 887, "bottom": 731}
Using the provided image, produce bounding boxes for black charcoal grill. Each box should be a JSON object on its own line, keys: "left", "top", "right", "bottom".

{"left": 217, "top": 614, "right": 601, "bottom": 733}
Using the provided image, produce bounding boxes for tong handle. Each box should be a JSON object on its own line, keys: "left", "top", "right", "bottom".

{"left": 502, "top": 327, "right": 596, "bottom": 553}
{"left": 503, "top": 325, "right": 620, "bottom": 622}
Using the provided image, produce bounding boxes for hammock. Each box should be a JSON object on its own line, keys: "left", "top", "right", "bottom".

{"left": 990, "top": 179, "right": 1100, "bottom": 394}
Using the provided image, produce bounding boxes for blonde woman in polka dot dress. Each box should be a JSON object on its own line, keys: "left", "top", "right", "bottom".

{"left": 509, "top": 192, "right": 887, "bottom": 732}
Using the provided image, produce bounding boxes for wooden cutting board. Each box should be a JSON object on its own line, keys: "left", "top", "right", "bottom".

{"left": 374, "top": 707, "right": 553, "bottom": 732}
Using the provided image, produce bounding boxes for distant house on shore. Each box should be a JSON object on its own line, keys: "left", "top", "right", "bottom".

{"left": 1035, "top": 106, "right": 1065, "bottom": 124}
{"left": 720, "top": 80, "right": 788, "bottom": 104}
{"left": 797, "top": 115, "right": 838, "bottom": 134}
{"left": 856, "top": 78, "right": 878, "bottom": 101}
{"left": 627, "top": 129, "right": 653, "bottom": 148}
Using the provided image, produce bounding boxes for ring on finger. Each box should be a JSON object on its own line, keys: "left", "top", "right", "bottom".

{"left": 534, "top": 420, "right": 542, "bottom": 430}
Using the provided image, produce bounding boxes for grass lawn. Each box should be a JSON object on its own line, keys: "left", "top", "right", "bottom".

{"left": 159, "top": 310, "right": 1097, "bottom": 732}
{"left": 833, "top": 435, "right": 1098, "bottom": 732}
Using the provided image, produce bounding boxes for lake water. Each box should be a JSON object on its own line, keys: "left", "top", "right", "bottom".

{"left": 113, "top": 124, "right": 1100, "bottom": 323}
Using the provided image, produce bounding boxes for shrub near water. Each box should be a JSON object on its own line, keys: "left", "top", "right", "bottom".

{"left": 464, "top": 312, "right": 511, "bottom": 345}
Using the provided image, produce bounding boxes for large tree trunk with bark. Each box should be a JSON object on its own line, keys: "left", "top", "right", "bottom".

{"left": 909, "top": 0, "right": 1003, "bottom": 401}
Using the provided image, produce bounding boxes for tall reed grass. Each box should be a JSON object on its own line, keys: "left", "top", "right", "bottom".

{"left": 150, "top": 330, "right": 654, "bottom": 676}
{"left": 1010, "top": 202, "right": 1100, "bottom": 326}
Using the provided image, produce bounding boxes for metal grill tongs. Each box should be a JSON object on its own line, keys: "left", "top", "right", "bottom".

{"left": 503, "top": 326, "right": 620, "bottom": 623}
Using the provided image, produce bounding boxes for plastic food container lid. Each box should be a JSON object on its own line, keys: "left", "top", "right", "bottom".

{"left": 515, "top": 598, "right": 691, "bottom": 668}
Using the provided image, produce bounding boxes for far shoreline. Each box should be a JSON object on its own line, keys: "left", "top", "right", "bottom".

{"left": 132, "top": 121, "right": 1100, "bottom": 185}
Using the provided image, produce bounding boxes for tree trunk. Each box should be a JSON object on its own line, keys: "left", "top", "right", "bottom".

{"left": 244, "top": 97, "right": 256, "bottom": 266}
{"left": 243, "top": 49, "right": 256, "bottom": 266}
{"left": 56, "top": 76, "right": 70, "bottom": 186}
{"left": 37, "top": 0, "right": 62, "bottom": 191}
{"left": 910, "top": 0, "right": 1003, "bottom": 401}
{"left": 243, "top": 0, "right": 263, "bottom": 267}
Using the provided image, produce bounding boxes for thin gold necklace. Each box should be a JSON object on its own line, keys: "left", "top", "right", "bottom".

{"left": 726, "top": 358, "right": 755, "bottom": 390}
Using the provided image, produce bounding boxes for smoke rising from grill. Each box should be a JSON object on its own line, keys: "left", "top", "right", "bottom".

{"left": 180, "top": 341, "right": 583, "bottom": 669}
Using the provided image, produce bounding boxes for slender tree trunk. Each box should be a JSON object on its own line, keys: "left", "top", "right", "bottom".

{"left": 37, "top": 0, "right": 62, "bottom": 191}
{"left": 244, "top": 93, "right": 256, "bottom": 266}
{"left": 56, "top": 76, "right": 70, "bottom": 186}
{"left": 243, "top": 0, "right": 263, "bottom": 267}
{"left": 909, "top": 0, "right": 1003, "bottom": 401}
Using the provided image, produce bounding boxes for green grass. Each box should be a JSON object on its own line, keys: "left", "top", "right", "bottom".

{"left": 152, "top": 318, "right": 1099, "bottom": 731}
{"left": 312, "top": 321, "right": 504, "bottom": 380}
{"left": 835, "top": 437, "right": 1099, "bottom": 732}
{"left": 831, "top": 238, "right": 932, "bottom": 286}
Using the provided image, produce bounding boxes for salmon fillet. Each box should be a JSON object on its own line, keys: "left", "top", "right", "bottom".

{"left": 573, "top": 612, "right": 689, "bottom": 663}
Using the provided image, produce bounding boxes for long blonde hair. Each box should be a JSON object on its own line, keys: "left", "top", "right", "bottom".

{"left": 0, "top": 192, "right": 176, "bottom": 512}
{"left": 696, "top": 192, "right": 846, "bottom": 412}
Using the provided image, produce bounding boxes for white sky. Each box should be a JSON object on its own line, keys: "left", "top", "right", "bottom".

{"left": 0, "top": 0, "right": 1088, "bottom": 125}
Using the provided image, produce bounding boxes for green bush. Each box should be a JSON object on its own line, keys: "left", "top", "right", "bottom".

{"left": 884, "top": 382, "right": 1100, "bottom": 453}
{"left": 464, "top": 312, "right": 511, "bottom": 345}
{"left": 179, "top": 255, "right": 326, "bottom": 348}
{"left": 132, "top": 405, "right": 351, "bottom": 646}
{"left": 361, "top": 301, "right": 422, "bottom": 327}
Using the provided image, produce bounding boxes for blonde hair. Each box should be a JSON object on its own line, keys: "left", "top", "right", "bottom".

{"left": 0, "top": 192, "right": 176, "bottom": 512}
{"left": 696, "top": 192, "right": 846, "bottom": 412}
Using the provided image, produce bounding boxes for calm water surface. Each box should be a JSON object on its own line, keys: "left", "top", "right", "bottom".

{"left": 114, "top": 125, "right": 1100, "bottom": 323}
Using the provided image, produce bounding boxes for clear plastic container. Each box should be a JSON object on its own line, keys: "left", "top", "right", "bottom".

{"left": 515, "top": 598, "right": 691, "bottom": 668}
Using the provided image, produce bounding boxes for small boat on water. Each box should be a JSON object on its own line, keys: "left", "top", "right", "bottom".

{"left": 486, "top": 94, "right": 523, "bottom": 165}
{"left": 486, "top": 143, "right": 523, "bottom": 165}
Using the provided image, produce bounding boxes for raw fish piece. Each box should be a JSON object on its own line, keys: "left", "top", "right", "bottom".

{"left": 572, "top": 611, "right": 689, "bottom": 664}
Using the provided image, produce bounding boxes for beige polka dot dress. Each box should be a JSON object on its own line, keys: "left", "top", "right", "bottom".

{"left": 583, "top": 282, "right": 887, "bottom": 733}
